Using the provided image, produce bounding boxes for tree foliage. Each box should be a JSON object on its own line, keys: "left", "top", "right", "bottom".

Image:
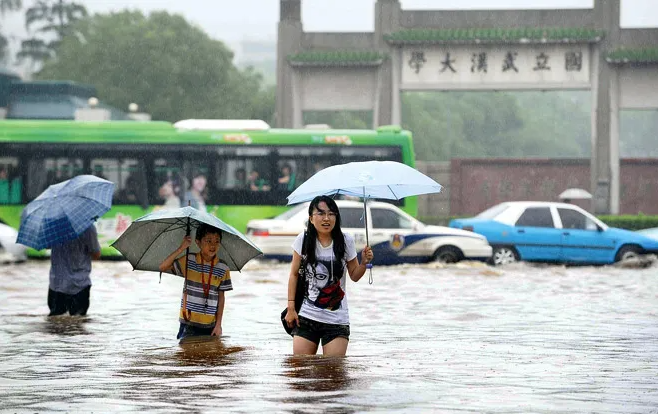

{"left": 400, "top": 91, "right": 593, "bottom": 161}
{"left": 0, "top": 0, "right": 21, "bottom": 62}
{"left": 37, "top": 10, "right": 274, "bottom": 122}
{"left": 17, "top": 0, "right": 87, "bottom": 64}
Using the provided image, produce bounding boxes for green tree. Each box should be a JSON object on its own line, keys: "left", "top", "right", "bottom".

{"left": 402, "top": 91, "right": 592, "bottom": 161}
{"left": 621, "top": 110, "right": 658, "bottom": 157}
{"left": 0, "top": 0, "right": 22, "bottom": 62}
{"left": 17, "top": 0, "right": 87, "bottom": 65}
{"left": 37, "top": 11, "right": 274, "bottom": 122}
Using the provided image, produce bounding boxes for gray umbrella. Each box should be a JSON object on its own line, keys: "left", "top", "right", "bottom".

{"left": 111, "top": 206, "right": 262, "bottom": 273}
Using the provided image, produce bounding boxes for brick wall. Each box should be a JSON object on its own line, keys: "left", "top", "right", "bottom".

{"left": 415, "top": 161, "right": 451, "bottom": 218}
{"left": 444, "top": 158, "right": 658, "bottom": 216}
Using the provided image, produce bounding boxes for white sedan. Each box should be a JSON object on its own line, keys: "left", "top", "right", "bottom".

{"left": 0, "top": 222, "right": 27, "bottom": 263}
{"left": 246, "top": 200, "right": 492, "bottom": 265}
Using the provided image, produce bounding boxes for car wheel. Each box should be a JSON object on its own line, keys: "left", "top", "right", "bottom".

{"left": 490, "top": 246, "right": 519, "bottom": 266}
{"left": 615, "top": 245, "right": 642, "bottom": 262}
{"left": 432, "top": 246, "right": 463, "bottom": 264}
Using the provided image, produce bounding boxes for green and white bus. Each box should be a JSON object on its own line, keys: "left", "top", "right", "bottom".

{"left": 0, "top": 119, "right": 416, "bottom": 256}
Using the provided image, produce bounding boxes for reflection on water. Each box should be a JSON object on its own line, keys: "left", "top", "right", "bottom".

{"left": 42, "top": 315, "right": 91, "bottom": 336}
{"left": 0, "top": 259, "right": 657, "bottom": 412}
{"left": 175, "top": 337, "right": 246, "bottom": 366}
{"left": 282, "top": 355, "right": 352, "bottom": 393}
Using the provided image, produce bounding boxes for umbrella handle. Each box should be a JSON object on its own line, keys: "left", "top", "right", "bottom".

{"left": 362, "top": 191, "right": 374, "bottom": 285}
{"left": 182, "top": 215, "right": 192, "bottom": 321}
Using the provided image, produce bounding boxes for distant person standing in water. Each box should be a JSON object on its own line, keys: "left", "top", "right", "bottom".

{"left": 48, "top": 225, "right": 101, "bottom": 316}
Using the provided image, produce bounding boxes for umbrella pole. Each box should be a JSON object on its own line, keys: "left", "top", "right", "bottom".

{"left": 363, "top": 187, "right": 373, "bottom": 285}
{"left": 182, "top": 216, "right": 191, "bottom": 321}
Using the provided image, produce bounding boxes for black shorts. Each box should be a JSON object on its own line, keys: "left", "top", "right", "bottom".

{"left": 48, "top": 286, "right": 90, "bottom": 316}
{"left": 291, "top": 315, "right": 350, "bottom": 346}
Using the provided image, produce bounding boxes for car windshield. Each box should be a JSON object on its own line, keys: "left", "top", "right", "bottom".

{"left": 476, "top": 203, "right": 509, "bottom": 219}
{"left": 275, "top": 203, "right": 308, "bottom": 220}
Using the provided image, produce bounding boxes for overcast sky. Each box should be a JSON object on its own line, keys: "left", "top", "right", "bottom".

{"left": 2, "top": 0, "right": 657, "bottom": 56}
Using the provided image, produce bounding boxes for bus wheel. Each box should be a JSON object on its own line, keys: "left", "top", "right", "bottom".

{"left": 490, "top": 246, "right": 518, "bottom": 266}
{"left": 433, "top": 246, "right": 463, "bottom": 264}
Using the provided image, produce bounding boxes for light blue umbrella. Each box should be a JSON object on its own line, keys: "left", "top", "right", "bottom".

{"left": 287, "top": 160, "right": 442, "bottom": 205}
{"left": 17, "top": 175, "right": 114, "bottom": 250}
{"left": 111, "top": 206, "right": 262, "bottom": 272}
{"left": 287, "top": 161, "right": 442, "bottom": 280}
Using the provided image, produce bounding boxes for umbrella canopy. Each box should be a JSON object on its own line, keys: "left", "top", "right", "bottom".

{"left": 559, "top": 188, "right": 592, "bottom": 200}
{"left": 17, "top": 175, "right": 114, "bottom": 250}
{"left": 287, "top": 160, "right": 442, "bottom": 205}
{"left": 111, "top": 206, "right": 262, "bottom": 272}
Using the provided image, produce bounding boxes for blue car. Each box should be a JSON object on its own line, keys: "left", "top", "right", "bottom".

{"left": 450, "top": 201, "right": 658, "bottom": 266}
{"left": 637, "top": 227, "right": 658, "bottom": 241}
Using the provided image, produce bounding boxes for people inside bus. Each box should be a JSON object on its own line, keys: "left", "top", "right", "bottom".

{"left": 230, "top": 168, "right": 248, "bottom": 189}
{"left": 158, "top": 176, "right": 182, "bottom": 210}
{"left": 8, "top": 165, "right": 22, "bottom": 204}
{"left": 248, "top": 169, "right": 271, "bottom": 192}
{"left": 277, "top": 163, "right": 296, "bottom": 192}
{"left": 0, "top": 166, "right": 9, "bottom": 204}
{"left": 0, "top": 165, "right": 23, "bottom": 204}
{"left": 312, "top": 161, "right": 326, "bottom": 174}
{"left": 117, "top": 174, "right": 141, "bottom": 204}
{"left": 185, "top": 172, "right": 208, "bottom": 211}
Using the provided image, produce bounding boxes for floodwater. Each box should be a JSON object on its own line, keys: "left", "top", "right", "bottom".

{"left": 1, "top": 259, "right": 657, "bottom": 413}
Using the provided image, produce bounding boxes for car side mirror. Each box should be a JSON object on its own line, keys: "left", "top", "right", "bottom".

{"left": 597, "top": 225, "right": 604, "bottom": 232}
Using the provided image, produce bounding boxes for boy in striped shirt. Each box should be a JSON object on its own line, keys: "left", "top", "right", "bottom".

{"left": 159, "top": 224, "right": 232, "bottom": 339}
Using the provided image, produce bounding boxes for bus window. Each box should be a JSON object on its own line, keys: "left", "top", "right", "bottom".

{"left": 235, "top": 147, "right": 274, "bottom": 193}
{"left": 91, "top": 158, "right": 145, "bottom": 206}
{"left": 50, "top": 158, "right": 83, "bottom": 185}
{"left": 0, "top": 157, "right": 21, "bottom": 204}
{"left": 277, "top": 147, "right": 334, "bottom": 187}
{"left": 26, "top": 157, "right": 83, "bottom": 201}
{"left": 153, "top": 158, "right": 183, "bottom": 208}
{"left": 90, "top": 160, "right": 112, "bottom": 181}
{"left": 219, "top": 159, "right": 249, "bottom": 190}
{"left": 339, "top": 146, "right": 402, "bottom": 163}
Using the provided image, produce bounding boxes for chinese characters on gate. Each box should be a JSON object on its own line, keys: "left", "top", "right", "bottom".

{"left": 408, "top": 50, "right": 583, "bottom": 74}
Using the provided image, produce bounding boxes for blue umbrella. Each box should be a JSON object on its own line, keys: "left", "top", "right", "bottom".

{"left": 111, "top": 206, "right": 262, "bottom": 272}
{"left": 287, "top": 161, "right": 442, "bottom": 280}
{"left": 17, "top": 175, "right": 114, "bottom": 250}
